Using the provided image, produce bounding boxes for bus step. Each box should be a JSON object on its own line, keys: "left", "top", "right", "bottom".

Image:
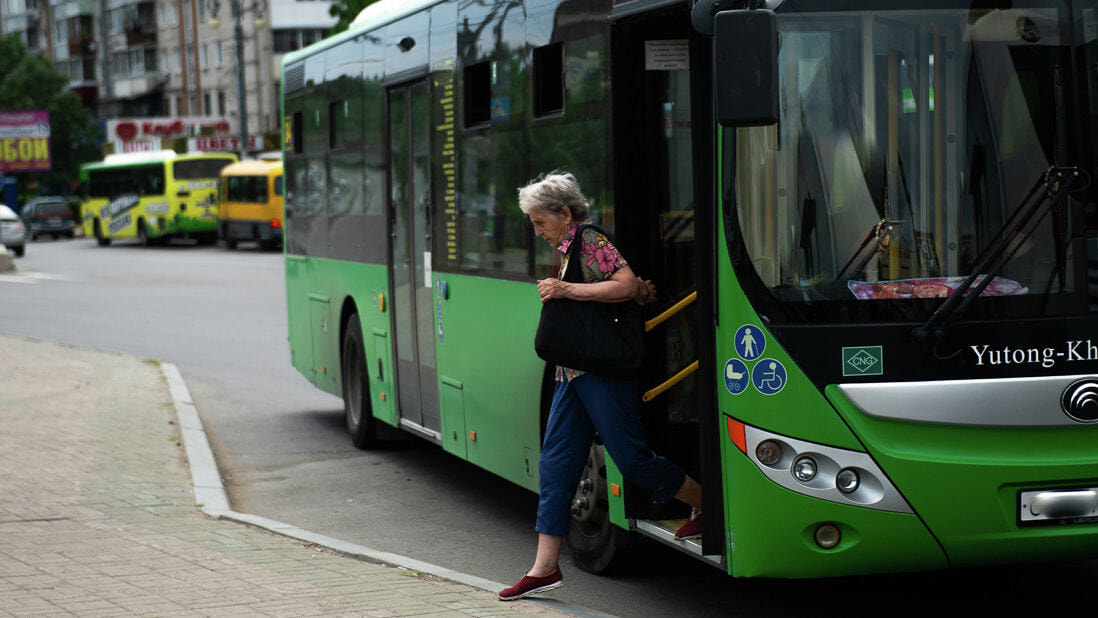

{"left": 633, "top": 519, "right": 723, "bottom": 568}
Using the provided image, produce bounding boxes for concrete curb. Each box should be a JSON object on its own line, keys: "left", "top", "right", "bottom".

{"left": 160, "top": 362, "right": 612, "bottom": 618}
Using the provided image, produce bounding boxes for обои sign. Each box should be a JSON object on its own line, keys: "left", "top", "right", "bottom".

{"left": 0, "top": 110, "right": 51, "bottom": 173}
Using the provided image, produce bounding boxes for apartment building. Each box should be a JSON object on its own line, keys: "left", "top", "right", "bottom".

{"left": 0, "top": 0, "right": 336, "bottom": 153}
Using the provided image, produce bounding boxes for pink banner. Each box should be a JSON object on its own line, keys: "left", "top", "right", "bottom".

{"left": 0, "top": 110, "right": 51, "bottom": 172}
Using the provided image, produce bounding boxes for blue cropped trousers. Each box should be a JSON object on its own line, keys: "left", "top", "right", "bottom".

{"left": 535, "top": 373, "right": 686, "bottom": 537}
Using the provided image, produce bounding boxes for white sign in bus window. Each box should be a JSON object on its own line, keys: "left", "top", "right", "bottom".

{"left": 645, "top": 40, "right": 690, "bottom": 71}
{"left": 424, "top": 251, "right": 432, "bottom": 287}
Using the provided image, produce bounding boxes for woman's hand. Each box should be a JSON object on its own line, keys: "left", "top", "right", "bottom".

{"left": 537, "top": 278, "right": 571, "bottom": 303}
{"left": 633, "top": 278, "right": 657, "bottom": 305}
{"left": 539, "top": 267, "right": 652, "bottom": 304}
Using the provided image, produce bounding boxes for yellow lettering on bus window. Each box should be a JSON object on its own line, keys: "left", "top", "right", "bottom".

{"left": 2, "top": 139, "right": 16, "bottom": 161}
{"left": 18, "top": 139, "right": 33, "bottom": 161}
{"left": 34, "top": 138, "right": 48, "bottom": 160}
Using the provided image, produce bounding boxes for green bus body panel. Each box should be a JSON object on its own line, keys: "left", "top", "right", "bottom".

{"left": 371, "top": 329, "right": 397, "bottom": 427}
{"left": 714, "top": 186, "right": 861, "bottom": 449}
{"left": 285, "top": 257, "right": 390, "bottom": 399}
{"left": 286, "top": 256, "right": 543, "bottom": 493}
{"left": 604, "top": 455, "right": 627, "bottom": 529}
{"left": 285, "top": 256, "right": 315, "bottom": 383}
{"left": 720, "top": 433, "right": 946, "bottom": 577}
{"left": 439, "top": 377, "right": 467, "bottom": 458}
{"left": 434, "top": 273, "right": 542, "bottom": 492}
{"left": 827, "top": 386, "right": 1098, "bottom": 567}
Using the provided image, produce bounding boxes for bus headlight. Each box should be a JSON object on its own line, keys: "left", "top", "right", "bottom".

{"left": 732, "top": 416, "right": 913, "bottom": 514}
{"left": 756, "top": 440, "right": 782, "bottom": 466}
{"left": 792, "top": 456, "right": 818, "bottom": 482}
{"left": 836, "top": 469, "right": 860, "bottom": 494}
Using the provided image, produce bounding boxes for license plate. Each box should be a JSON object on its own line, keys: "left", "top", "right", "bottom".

{"left": 1019, "top": 487, "right": 1098, "bottom": 525}
{"left": 48, "top": 217, "right": 61, "bottom": 225}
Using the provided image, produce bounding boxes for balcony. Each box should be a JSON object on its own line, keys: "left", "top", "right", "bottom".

{"left": 125, "top": 25, "right": 157, "bottom": 47}
{"left": 68, "top": 37, "right": 94, "bottom": 57}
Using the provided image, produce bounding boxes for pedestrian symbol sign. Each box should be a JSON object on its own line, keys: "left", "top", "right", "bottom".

{"left": 735, "top": 325, "right": 764, "bottom": 361}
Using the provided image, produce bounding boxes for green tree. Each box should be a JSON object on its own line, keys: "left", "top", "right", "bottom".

{"left": 328, "top": 0, "right": 382, "bottom": 36}
{"left": 0, "top": 34, "right": 101, "bottom": 200}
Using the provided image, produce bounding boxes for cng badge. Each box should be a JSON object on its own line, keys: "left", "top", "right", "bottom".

{"left": 842, "top": 346, "right": 883, "bottom": 377}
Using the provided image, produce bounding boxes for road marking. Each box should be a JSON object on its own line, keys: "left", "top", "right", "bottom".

{"left": 0, "top": 271, "right": 73, "bottom": 284}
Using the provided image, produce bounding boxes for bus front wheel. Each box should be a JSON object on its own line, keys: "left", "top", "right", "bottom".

{"left": 565, "top": 442, "right": 628, "bottom": 573}
{"left": 93, "top": 219, "right": 110, "bottom": 246}
{"left": 138, "top": 219, "right": 151, "bottom": 246}
{"left": 342, "top": 313, "right": 380, "bottom": 449}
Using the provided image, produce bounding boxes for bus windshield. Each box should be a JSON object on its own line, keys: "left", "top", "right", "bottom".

{"left": 733, "top": 2, "right": 1096, "bottom": 321}
{"left": 226, "top": 176, "right": 269, "bottom": 203}
{"left": 88, "top": 164, "right": 166, "bottom": 199}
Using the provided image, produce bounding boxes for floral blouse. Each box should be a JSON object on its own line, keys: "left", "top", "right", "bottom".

{"left": 555, "top": 225, "right": 628, "bottom": 382}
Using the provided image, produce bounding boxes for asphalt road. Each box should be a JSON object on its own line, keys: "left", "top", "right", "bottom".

{"left": 3, "top": 238, "right": 1097, "bottom": 617}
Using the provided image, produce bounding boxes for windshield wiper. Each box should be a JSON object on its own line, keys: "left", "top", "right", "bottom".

{"left": 837, "top": 217, "right": 907, "bottom": 282}
{"left": 911, "top": 165, "right": 1080, "bottom": 343}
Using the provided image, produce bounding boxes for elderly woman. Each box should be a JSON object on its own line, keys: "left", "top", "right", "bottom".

{"left": 499, "top": 172, "right": 702, "bottom": 601}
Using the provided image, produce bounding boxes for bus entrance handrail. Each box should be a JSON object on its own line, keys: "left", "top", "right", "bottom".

{"left": 642, "top": 290, "right": 700, "bottom": 402}
{"left": 643, "top": 361, "right": 700, "bottom": 402}
{"left": 645, "top": 290, "right": 697, "bottom": 332}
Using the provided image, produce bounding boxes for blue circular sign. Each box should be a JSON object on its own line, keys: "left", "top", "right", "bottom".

{"left": 724, "top": 359, "right": 750, "bottom": 395}
{"left": 752, "top": 358, "right": 787, "bottom": 395}
{"left": 734, "top": 325, "right": 765, "bottom": 361}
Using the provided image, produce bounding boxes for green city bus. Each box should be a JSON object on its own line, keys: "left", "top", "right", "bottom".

{"left": 81, "top": 150, "right": 238, "bottom": 246}
{"left": 283, "top": 0, "right": 1098, "bottom": 578}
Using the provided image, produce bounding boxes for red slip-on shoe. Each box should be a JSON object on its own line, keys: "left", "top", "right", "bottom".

{"left": 498, "top": 568, "right": 564, "bottom": 601}
{"left": 674, "top": 511, "right": 702, "bottom": 540}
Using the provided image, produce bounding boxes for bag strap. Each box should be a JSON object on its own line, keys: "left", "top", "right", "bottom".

{"left": 561, "top": 223, "right": 600, "bottom": 283}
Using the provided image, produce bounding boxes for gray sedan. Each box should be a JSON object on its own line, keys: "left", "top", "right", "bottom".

{"left": 1, "top": 204, "right": 26, "bottom": 257}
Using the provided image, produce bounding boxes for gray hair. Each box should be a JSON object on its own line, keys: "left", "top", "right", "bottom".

{"left": 517, "top": 171, "right": 590, "bottom": 222}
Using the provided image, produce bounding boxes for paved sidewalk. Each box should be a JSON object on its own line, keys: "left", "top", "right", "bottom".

{"left": 0, "top": 335, "right": 560, "bottom": 617}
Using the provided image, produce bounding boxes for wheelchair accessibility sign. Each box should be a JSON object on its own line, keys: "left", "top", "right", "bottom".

{"left": 752, "top": 359, "right": 787, "bottom": 395}
{"left": 725, "top": 324, "right": 787, "bottom": 396}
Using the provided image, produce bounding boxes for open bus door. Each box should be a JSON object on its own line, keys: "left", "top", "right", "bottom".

{"left": 594, "top": 1, "right": 725, "bottom": 567}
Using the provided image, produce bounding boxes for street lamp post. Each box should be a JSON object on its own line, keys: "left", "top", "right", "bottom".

{"left": 231, "top": 0, "right": 249, "bottom": 159}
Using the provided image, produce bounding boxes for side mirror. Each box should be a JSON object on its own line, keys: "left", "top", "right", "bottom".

{"left": 714, "top": 9, "right": 779, "bottom": 127}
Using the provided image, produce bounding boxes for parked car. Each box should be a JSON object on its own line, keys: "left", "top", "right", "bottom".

{"left": 21, "top": 197, "right": 76, "bottom": 240}
{"left": 1, "top": 205, "right": 26, "bottom": 256}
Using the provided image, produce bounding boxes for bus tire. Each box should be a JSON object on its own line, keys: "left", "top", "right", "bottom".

{"left": 565, "top": 442, "right": 627, "bottom": 573}
{"left": 138, "top": 219, "right": 150, "bottom": 246}
{"left": 342, "top": 313, "right": 380, "bottom": 449}
{"left": 93, "top": 219, "right": 110, "bottom": 246}
{"left": 225, "top": 237, "right": 238, "bottom": 250}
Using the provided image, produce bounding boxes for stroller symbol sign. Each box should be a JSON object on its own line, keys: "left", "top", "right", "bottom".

{"left": 724, "top": 359, "right": 750, "bottom": 395}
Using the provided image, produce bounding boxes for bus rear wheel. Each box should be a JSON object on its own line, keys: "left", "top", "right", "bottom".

{"left": 93, "top": 219, "right": 110, "bottom": 246}
{"left": 565, "top": 442, "right": 627, "bottom": 573}
{"left": 342, "top": 313, "right": 380, "bottom": 449}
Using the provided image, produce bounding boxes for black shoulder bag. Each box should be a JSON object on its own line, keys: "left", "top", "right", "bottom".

{"left": 533, "top": 224, "right": 646, "bottom": 376}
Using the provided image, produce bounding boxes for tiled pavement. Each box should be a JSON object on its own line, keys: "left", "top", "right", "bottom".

{"left": 0, "top": 335, "right": 562, "bottom": 617}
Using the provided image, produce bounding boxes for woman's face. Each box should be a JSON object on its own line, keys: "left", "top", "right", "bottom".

{"left": 529, "top": 207, "right": 573, "bottom": 248}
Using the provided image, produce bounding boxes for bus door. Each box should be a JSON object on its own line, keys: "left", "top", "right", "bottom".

{"left": 611, "top": 4, "right": 722, "bottom": 560}
{"left": 387, "top": 80, "right": 441, "bottom": 437}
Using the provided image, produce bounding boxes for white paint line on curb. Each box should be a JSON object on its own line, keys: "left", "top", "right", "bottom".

{"left": 159, "top": 362, "right": 612, "bottom": 618}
